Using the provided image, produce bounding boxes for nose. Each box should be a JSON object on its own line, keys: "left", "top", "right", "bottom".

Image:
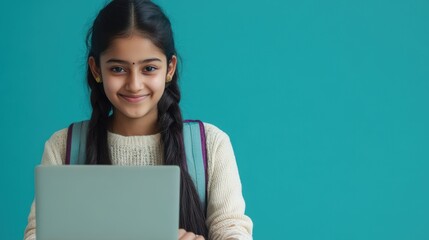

{"left": 125, "top": 70, "right": 144, "bottom": 92}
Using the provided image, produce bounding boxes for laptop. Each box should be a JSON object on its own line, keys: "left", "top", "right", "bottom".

{"left": 35, "top": 165, "right": 180, "bottom": 240}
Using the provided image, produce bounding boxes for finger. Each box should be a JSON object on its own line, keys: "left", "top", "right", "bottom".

{"left": 195, "top": 235, "right": 205, "bottom": 240}
{"left": 179, "top": 232, "right": 196, "bottom": 240}
{"left": 178, "top": 229, "right": 187, "bottom": 238}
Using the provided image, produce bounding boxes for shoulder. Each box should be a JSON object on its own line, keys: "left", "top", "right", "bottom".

{"left": 46, "top": 127, "right": 68, "bottom": 147}
{"left": 41, "top": 127, "right": 69, "bottom": 165}
{"left": 202, "top": 122, "right": 229, "bottom": 139}
{"left": 46, "top": 120, "right": 89, "bottom": 147}
{"left": 47, "top": 128, "right": 68, "bottom": 143}
{"left": 202, "top": 122, "right": 231, "bottom": 146}
{"left": 200, "top": 122, "right": 237, "bottom": 165}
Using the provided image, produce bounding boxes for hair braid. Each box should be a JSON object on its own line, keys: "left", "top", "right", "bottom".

{"left": 85, "top": 68, "right": 112, "bottom": 165}
{"left": 158, "top": 81, "right": 208, "bottom": 237}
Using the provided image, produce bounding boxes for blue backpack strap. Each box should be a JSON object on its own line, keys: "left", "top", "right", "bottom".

{"left": 65, "top": 120, "right": 89, "bottom": 165}
{"left": 183, "top": 120, "right": 208, "bottom": 211}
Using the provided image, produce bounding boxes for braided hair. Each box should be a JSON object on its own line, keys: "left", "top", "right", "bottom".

{"left": 85, "top": 0, "right": 207, "bottom": 236}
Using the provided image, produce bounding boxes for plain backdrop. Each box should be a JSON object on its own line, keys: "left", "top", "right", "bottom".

{"left": 1, "top": 0, "right": 428, "bottom": 239}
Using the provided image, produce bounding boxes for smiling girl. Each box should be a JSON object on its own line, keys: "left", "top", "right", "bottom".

{"left": 24, "top": 0, "right": 253, "bottom": 239}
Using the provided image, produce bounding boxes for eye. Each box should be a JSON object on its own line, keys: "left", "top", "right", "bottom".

{"left": 111, "top": 66, "right": 125, "bottom": 73}
{"left": 143, "top": 66, "right": 157, "bottom": 72}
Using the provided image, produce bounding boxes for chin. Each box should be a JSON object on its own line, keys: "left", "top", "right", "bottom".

{"left": 125, "top": 110, "right": 154, "bottom": 120}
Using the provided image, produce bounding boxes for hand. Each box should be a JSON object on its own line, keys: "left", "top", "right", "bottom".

{"left": 178, "top": 228, "right": 205, "bottom": 240}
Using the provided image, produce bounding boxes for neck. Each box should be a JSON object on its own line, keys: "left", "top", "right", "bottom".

{"left": 109, "top": 112, "right": 159, "bottom": 136}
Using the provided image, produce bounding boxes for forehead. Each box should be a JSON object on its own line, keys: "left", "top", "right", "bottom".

{"left": 101, "top": 35, "right": 166, "bottom": 62}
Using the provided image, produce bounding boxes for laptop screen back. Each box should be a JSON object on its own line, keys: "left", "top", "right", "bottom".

{"left": 36, "top": 165, "right": 180, "bottom": 240}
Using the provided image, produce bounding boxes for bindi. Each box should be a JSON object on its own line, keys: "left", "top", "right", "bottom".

{"left": 132, "top": 62, "right": 135, "bottom": 65}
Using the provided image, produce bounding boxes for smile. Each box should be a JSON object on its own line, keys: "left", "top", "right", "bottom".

{"left": 119, "top": 94, "right": 150, "bottom": 103}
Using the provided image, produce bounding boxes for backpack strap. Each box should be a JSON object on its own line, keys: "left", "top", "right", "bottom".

{"left": 183, "top": 120, "right": 208, "bottom": 211}
{"left": 65, "top": 120, "right": 89, "bottom": 165}
{"left": 65, "top": 120, "right": 208, "bottom": 211}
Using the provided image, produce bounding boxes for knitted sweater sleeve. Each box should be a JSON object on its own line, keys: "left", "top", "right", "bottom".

{"left": 204, "top": 123, "right": 253, "bottom": 240}
{"left": 23, "top": 129, "right": 67, "bottom": 240}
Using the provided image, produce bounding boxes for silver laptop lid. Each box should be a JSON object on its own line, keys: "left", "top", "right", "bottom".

{"left": 36, "top": 165, "right": 180, "bottom": 240}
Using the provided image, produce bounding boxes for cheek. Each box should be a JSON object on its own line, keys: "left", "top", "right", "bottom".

{"left": 149, "top": 79, "right": 166, "bottom": 95}
{"left": 102, "top": 80, "right": 121, "bottom": 98}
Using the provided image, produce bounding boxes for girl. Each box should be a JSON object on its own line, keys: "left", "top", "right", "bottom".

{"left": 24, "top": 0, "right": 253, "bottom": 239}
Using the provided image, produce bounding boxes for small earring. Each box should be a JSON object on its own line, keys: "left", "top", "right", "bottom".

{"left": 166, "top": 75, "right": 172, "bottom": 82}
{"left": 95, "top": 77, "right": 102, "bottom": 83}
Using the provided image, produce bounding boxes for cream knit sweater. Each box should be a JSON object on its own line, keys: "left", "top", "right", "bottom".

{"left": 24, "top": 122, "right": 253, "bottom": 240}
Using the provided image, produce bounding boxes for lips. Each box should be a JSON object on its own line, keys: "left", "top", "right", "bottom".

{"left": 119, "top": 93, "right": 150, "bottom": 103}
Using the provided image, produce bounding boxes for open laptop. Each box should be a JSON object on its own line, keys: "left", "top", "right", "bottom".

{"left": 35, "top": 165, "right": 180, "bottom": 240}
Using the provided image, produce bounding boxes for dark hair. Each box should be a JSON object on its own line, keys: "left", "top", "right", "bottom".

{"left": 85, "top": 0, "right": 207, "bottom": 236}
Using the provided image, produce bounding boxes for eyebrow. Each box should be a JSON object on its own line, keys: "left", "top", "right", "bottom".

{"left": 105, "top": 58, "right": 162, "bottom": 65}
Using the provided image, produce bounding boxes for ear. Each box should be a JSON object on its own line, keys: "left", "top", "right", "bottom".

{"left": 88, "top": 56, "right": 101, "bottom": 80}
{"left": 166, "top": 55, "right": 177, "bottom": 79}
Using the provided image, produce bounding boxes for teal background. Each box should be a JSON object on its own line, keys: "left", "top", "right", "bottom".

{"left": 1, "top": 0, "right": 428, "bottom": 239}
